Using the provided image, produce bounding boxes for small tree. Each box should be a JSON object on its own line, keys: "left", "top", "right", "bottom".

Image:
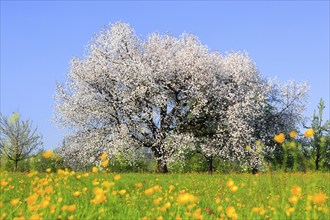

{"left": 0, "top": 112, "right": 43, "bottom": 172}
{"left": 308, "top": 99, "right": 330, "bottom": 170}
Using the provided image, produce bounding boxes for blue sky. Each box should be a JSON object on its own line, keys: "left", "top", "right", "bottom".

{"left": 1, "top": 1, "right": 329, "bottom": 150}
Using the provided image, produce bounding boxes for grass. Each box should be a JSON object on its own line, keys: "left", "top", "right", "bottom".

{"left": 0, "top": 171, "right": 329, "bottom": 219}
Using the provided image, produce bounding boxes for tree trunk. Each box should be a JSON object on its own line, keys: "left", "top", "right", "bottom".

{"left": 252, "top": 166, "right": 258, "bottom": 174}
{"left": 156, "top": 159, "right": 168, "bottom": 173}
{"left": 153, "top": 147, "right": 168, "bottom": 173}
{"left": 14, "top": 160, "right": 18, "bottom": 172}
{"left": 315, "top": 144, "right": 320, "bottom": 171}
{"left": 315, "top": 151, "right": 320, "bottom": 171}
{"left": 206, "top": 157, "right": 213, "bottom": 174}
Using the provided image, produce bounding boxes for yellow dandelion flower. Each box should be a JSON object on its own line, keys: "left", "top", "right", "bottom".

{"left": 259, "top": 208, "right": 266, "bottom": 216}
{"left": 153, "top": 197, "right": 163, "bottom": 205}
{"left": 57, "top": 169, "right": 65, "bottom": 175}
{"left": 91, "top": 195, "right": 106, "bottom": 204}
{"left": 42, "top": 150, "right": 53, "bottom": 159}
{"left": 90, "top": 187, "right": 107, "bottom": 204}
{"left": 226, "top": 206, "right": 237, "bottom": 219}
{"left": 288, "top": 196, "right": 299, "bottom": 205}
{"left": 101, "top": 160, "right": 109, "bottom": 167}
{"left": 134, "top": 182, "right": 143, "bottom": 188}
{"left": 119, "top": 190, "right": 126, "bottom": 195}
{"left": 305, "top": 205, "right": 312, "bottom": 211}
{"left": 1, "top": 180, "right": 8, "bottom": 187}
{"left": 44, "top": 186, "right": 53, "bottom": 194}
{"left": 289, "top": 131, "right": 297, "bottom": 138}
{"left": 226, "top": 179, "right": 234, "bottom": 188}
{"left": 312, "top": 192, "right": 328, "bottom": 204}
{"left": 102, "top": 181, "right": 113, "bottom": 188}
{"left": 252, "top": 207, "right": 259, "bottom": 213}
{"left": 159, "top": 206, "right": 167, "bottom": 213}
{"left": 290, "top": 185, "right": 302, "bottom": 196}
{"left": 286, "top": 207, "right": 295, "bottom": 216}
{"left": 92, "top": 180, "right": 99, "bottom": 186}
{"left": 61, "top": 205, "right": 68, "bottom": 211}
{"left": 67, "top": 204, "right": 77, "bottom": 212}
{"left": 217, "top": 206, "right": 223, "bottom": 211}
{"left": 156, "top": 216, "right": 163, "bottom": 220}
{"left": 25, "top": 193, "right": 39, "bottom": 205}
{"left": 114, "top": 174, "right": 121, "bottom": 181}
{"left": 177, "top": 193, "right": 198, "bottom": 204}
{"left": 145, "top": 188, "right": 154, "bottom": 196}
{"left": 68, "top": 215, "right": 74, "bottom": 220}
{"left": 164, "top": 202, "right": 171, "bottom": 209}
{"left": 41, "top": 200, "right": 50, "bottom": 208}
{"left": 46, "top": 168, "right": 51, "bottom": 173}
{"left": 92, "top": 167, "right": 98, "bottom": 173}
{"left": 100, "top": 152, "right": 108, "bottom": 160}
{"left": 73, "top": 191, "right": 81, "bottom": 197}
{"left": 230, "top": 185, "right": 238, "bottom": 192}
{"left": 153, "top": 185, "right": 162, "bottom": 192}
{"left": 50, "top": 204, "right": 56, "bottom": 213}
{"left": 304, "top": 129, "right": 314, "bottom": 138}
{"left": 175, "top": 215, "right": 182, "bottom": 220}
{"left": 1, "top": 213, "right": 7, "bottom": 220}
{"left": 11, "top": 198, "right": 20, "bottom": 206}
{"left": 192, "top": 208, "right": 202, "bottom": 220}
{"left": 274, "top": 133, "right": 285, "bottom": 144}
{"left": 245, "top": 145, "right": 251, "bottom": 151}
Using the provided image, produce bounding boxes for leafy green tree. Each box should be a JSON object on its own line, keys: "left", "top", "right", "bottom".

{"left": 0, "top": 112, "right": 43, "bottom": 172}
{"left": 308, "top": 99, "right": 330, "bottom": 170}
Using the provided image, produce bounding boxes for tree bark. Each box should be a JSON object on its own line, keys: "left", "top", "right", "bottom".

{"left": 252, "top": 166, "right": 258, "bottom": 174}
{"left": 14, "top": 160, "right": 18, "bottom": 172}
{"left": 156, "top": 160, "right": 168, "bottom": 173}
{"left": 315, "top": 149, "right": 320, "bottom": 171}
{"left": 206, "top": 156, "right": 213, "bottom": 174}
{"left": 153, "top": 147, "right": 168, "bottom": 173}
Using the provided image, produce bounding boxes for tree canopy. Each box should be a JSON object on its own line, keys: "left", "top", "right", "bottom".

{"left": 55, "top": 22, "right": 309, "bottom": 173}
{"left": 0, "top": 112, "right": 43, "bottom": 172}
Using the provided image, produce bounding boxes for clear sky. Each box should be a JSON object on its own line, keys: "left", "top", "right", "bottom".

{"left": 1, "top": 1, "right": 329, "bottom": 150}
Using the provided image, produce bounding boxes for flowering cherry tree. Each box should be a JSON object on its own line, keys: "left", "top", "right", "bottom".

{"left": 54, "top": 22, "right": 309, "bottom": 173}
{"left": 55, "top": 22, "right": 215, "bottom": 172}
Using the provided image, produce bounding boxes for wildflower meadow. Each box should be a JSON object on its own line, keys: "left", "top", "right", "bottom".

{"left": 1, "top": 136, "right": 329, "bottom": 220}
{"left": 1, "top": 167, "right": 329, "bottom": 220}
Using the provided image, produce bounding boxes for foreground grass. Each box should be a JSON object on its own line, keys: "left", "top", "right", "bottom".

{"left": 0, "top": 171, "right": 329, "bottom": 219}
